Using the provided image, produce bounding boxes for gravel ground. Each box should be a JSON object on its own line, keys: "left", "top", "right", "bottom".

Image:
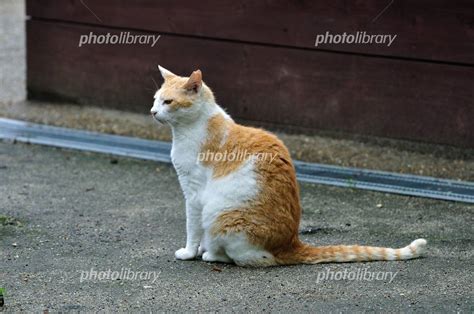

{"left": 1, "top": 100, "right": 473, "bottom": 181}
{"left": 0, "top": 142, "right": 473, "bottom": 312}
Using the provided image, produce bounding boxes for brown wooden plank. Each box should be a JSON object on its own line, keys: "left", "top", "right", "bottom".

{"left": 26, "top": 0, "right": 474, "bottom": 64}
{"left": 27, "top": 20, "right": 474, "bottom": 147}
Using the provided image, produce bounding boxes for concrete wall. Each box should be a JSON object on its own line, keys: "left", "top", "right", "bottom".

{"left": 0, "top": 0, "right": 26, "bottom": 103}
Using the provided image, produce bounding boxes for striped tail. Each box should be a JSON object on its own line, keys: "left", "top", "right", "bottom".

{"left": 276, "top": 239, "right": 427, "bottom": 265}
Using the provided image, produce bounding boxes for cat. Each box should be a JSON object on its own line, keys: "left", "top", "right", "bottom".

{"left": 150, "top": 66, "right": 427, "bottom": 267}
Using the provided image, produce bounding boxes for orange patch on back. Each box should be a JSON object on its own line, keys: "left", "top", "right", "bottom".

{"left": 200, "top": 114, "right": 241, "bottom": 178}
{"left": 206, "top": 113, "right": 302, "bottom": 256}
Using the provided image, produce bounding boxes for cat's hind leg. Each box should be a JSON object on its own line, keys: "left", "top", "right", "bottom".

{"left": 202, "top": 230, "right": 274, "bottom": 266}
{"left": 222, "top": 233, "right": 276, "bottom": 267}
{"left": 201, "top": 233, "right": 232, "bottom": 263}
{"left": 202, "top": 250, "right": 232, "bottom": 263}
{"left": 205, "top": 209, "right": 278, "bottom": 267}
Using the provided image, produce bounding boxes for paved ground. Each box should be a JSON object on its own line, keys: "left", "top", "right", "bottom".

{"left": 0, "top": 141, "right": 472, "bottom": 312}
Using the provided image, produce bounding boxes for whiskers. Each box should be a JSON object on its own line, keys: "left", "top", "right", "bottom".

{"left": 145, "top": 75, "right": 160, "bottom": 92}
{"left": 151, "top": 75, "right": 159, "bottom": 90}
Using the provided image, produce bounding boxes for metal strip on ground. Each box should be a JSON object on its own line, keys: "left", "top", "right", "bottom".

{"left": 1, "top": 118, "right": 473, "bottom": 203}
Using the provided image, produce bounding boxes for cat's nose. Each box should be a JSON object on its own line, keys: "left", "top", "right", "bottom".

{"left": 150, "top": 110, "right": 157, "bottom": 116}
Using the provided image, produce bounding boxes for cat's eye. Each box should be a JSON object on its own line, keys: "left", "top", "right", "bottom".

{"left": 163, "top": 99, "right": 173, "bottom": 105}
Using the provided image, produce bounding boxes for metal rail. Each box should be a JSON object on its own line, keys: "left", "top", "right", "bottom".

{"left": 1, "top": 118, "right": 473, "bottom": 203}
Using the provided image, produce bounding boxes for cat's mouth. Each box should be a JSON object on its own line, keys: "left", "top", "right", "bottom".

{"left": 152, "top": 114, "right": 166, "bottom": 124}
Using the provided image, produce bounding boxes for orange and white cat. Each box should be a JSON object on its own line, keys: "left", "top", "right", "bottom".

{"left": 150, "top": 66, "right": 427, "bottom": 267}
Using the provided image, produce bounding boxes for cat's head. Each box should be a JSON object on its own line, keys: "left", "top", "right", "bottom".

{"left": 150, "top": 66, "right": 215, "bottom": 125}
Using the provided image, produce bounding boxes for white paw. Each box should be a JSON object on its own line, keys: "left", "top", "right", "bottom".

{"left": 202, "top": 252, "right": 216, "bottom": 262}
{"left": 175, "top": 248, "right": 197, "bottom": 260}
{"left": 197, "top": 245, "right": 206, "bottom": 257}
{"left": 202, "top": 252, "right": 233, "bottom": 263}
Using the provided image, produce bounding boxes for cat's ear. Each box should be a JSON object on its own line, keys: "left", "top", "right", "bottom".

{"left": 183, "top": 70, "right": 202, "bottom": 93}
{"left": 158, "top": 65, "right": 176, "bottom": 80}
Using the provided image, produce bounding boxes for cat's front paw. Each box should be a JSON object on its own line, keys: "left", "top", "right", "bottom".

{"left": 175, "top": 247, "right": 197, "bottom": 260}
{"left": 197, "top": 245, "right": 206, "bottom": 257}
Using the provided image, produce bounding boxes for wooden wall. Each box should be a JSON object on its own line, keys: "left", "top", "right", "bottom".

{"left": 26, "top": 0, "right": 474, "bottom": 147}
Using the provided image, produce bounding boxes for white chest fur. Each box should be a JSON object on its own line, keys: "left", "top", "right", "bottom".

{"left": 171, "top": 123, "right": 208, "bottom": 202}
{"left": 170, "top": 110, "right": 258, "bottom": 212}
